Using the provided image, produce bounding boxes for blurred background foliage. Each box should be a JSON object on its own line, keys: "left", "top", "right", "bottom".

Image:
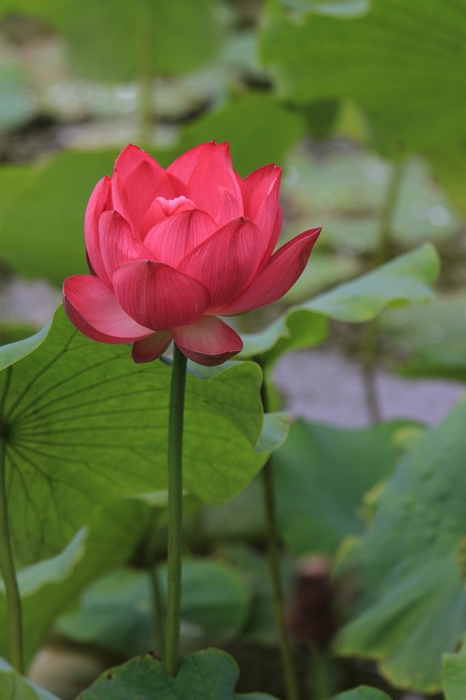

{"left": 0, "top": 1, "right": 466, "bottom": 699}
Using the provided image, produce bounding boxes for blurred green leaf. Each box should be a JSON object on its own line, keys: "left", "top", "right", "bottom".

{"left": 59, "top": 559, "right": 251, "bottom": 657}
{"left": 273, "top": 419, "right": 405, "bottom": 554}
{"left": 0, "top": 306, "right": 267, "bottom": 563}
{"left": 335, "top": 399, "right": 466, "bottom": 693}
{"left": 221, "top": 544, "right": 295, "bottom": 646}
{"left": 78, "top": 649, "right": 277, "bottom": 699}
{"left": 283, "top": 254, "right": 361, "bottom": 304}
{"left": 177, "top": 94, "right": 306, "bottom": 177}
{"left": 443, "top": 645, "right": 466, "bottom": 700}
{"left": 332, "top": 688, "right": 390, "bottom": 700}
{"left": 0, "top": 150, "right": 119, "bottom": 285}
{"left": 201, "top": 478, "right": 266, "bottom": 546}
{"left": 281, "top": 152, "right": 458, "bottom": 255}
{"left": 293, "top": 99, "right": 340, "bottom": 139}
{"left": 0, "top": 323, "right": 41, "bottom": 355}
{"left": 260, "top": 0, "right": 466, "bottom": 154}
{"left": 255, "top": 412, "right": 290, "bottom": 453}
{"left": 0, "top": 657, "right": 59, "bottom": 700}
{"left": 379, "top": 292, "right": 466, "bottom": 381}
{"left": 426, "top": 142, "right": 466, "bottom": 221}
{"left": 0, "top": 0, "right": 219, "bottom": 81}
{"left": 309, "top": 243, "right": 438, "bottom": 321}
{"left": 0, "top": 164, "right": 32, "bottom": 208}
{"left": 0, "top": 148, "right": 176, "bottom": 286}
{"left": 0, "top": 498, "right": 150, "bottom": 665}
{"left": 240, "top": 244, "right": 439, "bottom": 368}
{"left": 282, "top": 0, "right": 371, "bottom": 20}
{"left": 0, "top": 321, "right": 51, "bottom": 372}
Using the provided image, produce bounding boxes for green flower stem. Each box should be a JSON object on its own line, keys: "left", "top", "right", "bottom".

{"left": 263, "top": 458, "right": 300, "bottom": 700}
{"left": 165, "top": 344, "right": 187, "bottom": 677}
{"left": 362, "top": 158, "right": 406, "bottom": 423}
{"left": 257, "top": 360, "right": 300, "bottom": 700}
{"left": 137, "top": 0, "right": 154, "bottom": 144}
{"left": 0, "top": 434, "right": 23, "bottom": 674}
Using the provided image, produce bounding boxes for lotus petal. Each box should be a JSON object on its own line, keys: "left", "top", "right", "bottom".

{"left": 173, "top": 315, "right": 243, "bottom": 366}
{"left": 178, "top": 217, "right": 262, "bottom": 313}
{"left": 84, "top": 175, "right": 113, "bottom": 288}
{"left": 187, "top": 142, "right": 242, "bottom": 218}
{"left": 99, "top": 210, "right": 157, "bottom": 278}
{"left": 140, "top": 196, "right": 196, "bottom": 238}
{"left": 113, "top": 145, "right": 175, "bottom": 235}
{"left": 243, "top": 163, "right": 276, "bottom": 195}
{"left": 167, "top": 141, "right": 217, "bottom": 189}
{"left": 113, "top": 260, "right": 210, "bottom": 331}
{"left": 144, "top": 209, "right": 217, "bottom": 267}
{"left": 219, "top": 227, "right": 321, "bottom": 315}
{"left": 63, "top": 275, "right": 153, "bottom": 343}
{"left": 132, "top": 330, "right": 173, "bottom": 363}
{"left": 214, "top": 187, "right": 243, "bottom": 228}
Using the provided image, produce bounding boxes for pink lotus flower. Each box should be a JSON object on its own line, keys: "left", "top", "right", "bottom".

{"left": 63, "top": 142, "right": 320, "bottom": 366}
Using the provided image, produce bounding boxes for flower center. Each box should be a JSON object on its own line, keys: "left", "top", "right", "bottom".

{"left": 155, "top": 196, "right": 196, "bottom": 217}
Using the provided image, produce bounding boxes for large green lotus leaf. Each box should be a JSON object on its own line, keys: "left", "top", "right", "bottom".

{"left": 0, "top": 657, "right": 59, "bottom": 700}
{"left": 379, "top": 292, "right": 466, "bottom": 382}
{"left": 0, "top": 164, "right": 32, "bottom": 210}
{"left": 177, "top": 94, "right": 306, "bottom": 177}
{"left": 443, "top": 645, "right": 466, "bottom": 700}
{"left": 240, "top": 243, "right": 439, "bottom": 368}
{"left": 0, "top": 0, "right": 219, "bottom": 81}
{"left": 333, "top": 689, "right": 390, "bottom": 700}
{"left": 0, "top": 306, "right": 268, "bottom": 564}
{"left": 0, "top": 148, "right": 176, "bottom": 286}
{"left": 78, "top": 649, "right": 276, "bottom": 700}
{"left": 0, "top": 498, "right": 150, "bottom": 665}
{"left": 335, "top": 399, "right": 466, "bottom": 693}
{"left": 273, "top": 419, "right": 406, "bottom": 555}
{"left": 58, "top": 559, "right": 250, "bottom": 657}
{"left": 260, "top": 0, "right": 466, "bottom": 154}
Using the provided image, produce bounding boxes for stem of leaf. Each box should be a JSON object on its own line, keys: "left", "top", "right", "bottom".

{"left": 256, "top": 358, "right": 300, "bottom": 700}
{"left": 309, "top": 645, "right": 333, "bottom": 700}
{"left": 362, "top": 158, "right": 406, "bottom": 423}
{"left": 144, "top": 509, "right": 165, "bottom": 655}
{"left": 165, "top": 344, "right": 187, "bottom": 677}
{"left": 0, "top": 431, "right": 24, "bottom": 674}
{"left": 137, "top": 0, "right": 154, "bottom": 144}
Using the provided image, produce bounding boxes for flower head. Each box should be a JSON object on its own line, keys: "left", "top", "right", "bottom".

{"left": 63, "top": 142, "right": 321, "bottom": 366}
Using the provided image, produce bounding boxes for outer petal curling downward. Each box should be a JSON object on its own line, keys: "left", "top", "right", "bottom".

{"left": 132, "top": 330, "right": 173, "bottom": 363}
{"left": 172, "top": 315, "right": 243, "bottom": 366}
{"left": 63, "top": 275, "right": 153, "bottom": 343}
